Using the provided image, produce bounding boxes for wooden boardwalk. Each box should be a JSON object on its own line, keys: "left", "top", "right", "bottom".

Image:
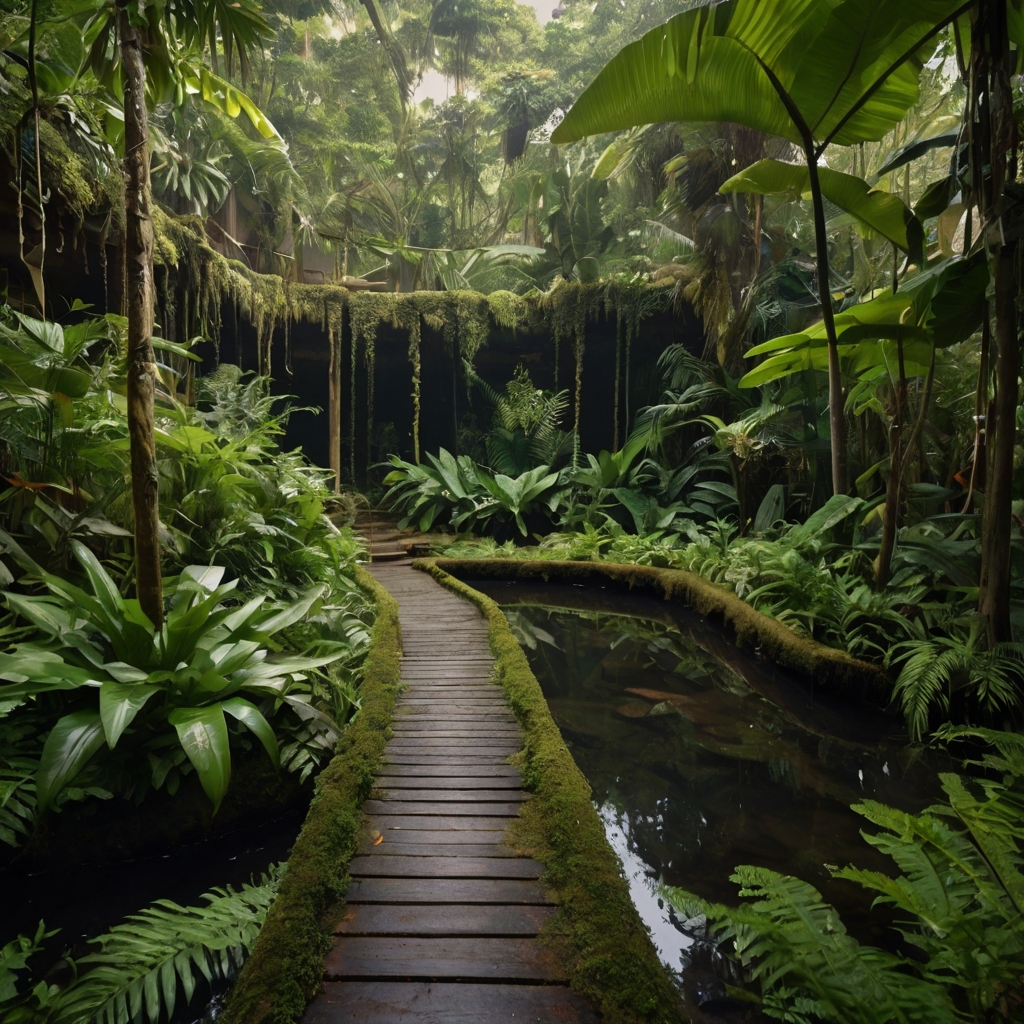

{"left": 303, "top": 562, "right": 597, "bottom": 1023}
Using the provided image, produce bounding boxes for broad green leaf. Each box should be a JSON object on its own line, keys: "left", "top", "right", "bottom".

{"left": 99, "top": 681, "right": 159, "bottom": 748}
{"left": 720, "top": 160, "right": 924, "bottom": 262}
{"left": 167, "top": 705, "right": 231, "bottom": 812}
{"left": 37, "top": 710, "right": 106, "bottom": 809}
{"left": 222, "top": 697, "right": 279, "bottom": 768}
{"left": 552, "top": 0, "right": 967, "bottom": 149}
{"left": 72, "top": 540, "right": 129, "bottom": 624}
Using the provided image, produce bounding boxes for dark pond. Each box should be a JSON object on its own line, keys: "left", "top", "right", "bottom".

{"left": 2, "top": 806, "right": 305, "bottom": 1023}
{"left": 471, "top": 580, "right": 944, "bottom": 1022}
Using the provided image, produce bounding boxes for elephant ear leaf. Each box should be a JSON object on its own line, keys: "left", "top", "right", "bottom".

{"left": 37, "top": 710, "right": 106, "bottom": 810}
{"left": 168, "top": 705, "right": 231, "bottom": 813}
{"left": 99, "top": 681, "right": 159, "bottom": 748}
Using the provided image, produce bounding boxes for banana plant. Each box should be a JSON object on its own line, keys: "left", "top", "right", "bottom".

{"left": 0, "top": 539, "right": 339, "bottom": 812}
{"left": 551, "top": 0, "right": 975, "bottom": 496}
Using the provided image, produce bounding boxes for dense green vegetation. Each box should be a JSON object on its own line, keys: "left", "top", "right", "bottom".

{"left": 2, "top": 0, "right": 1024, "bottom": 1020}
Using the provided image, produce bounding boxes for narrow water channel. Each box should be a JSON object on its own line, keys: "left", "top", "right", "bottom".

{"left": 472, "top": 580, "right": 943, "bottom": 1021}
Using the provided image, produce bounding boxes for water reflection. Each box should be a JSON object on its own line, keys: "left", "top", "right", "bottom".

{"left": 473, "top": 580, "right": 941, "bottom": 1018}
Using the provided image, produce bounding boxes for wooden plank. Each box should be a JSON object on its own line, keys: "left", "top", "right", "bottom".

{"left": 362, "top": 800, "right": 524, "bottom": 817}
{"left": 381, "top": 755, "right": 516, "bottom": 766}
{"left": 323, "top": 937, "right": 563, "bottom": 981}
{"left": 386, "top": 740, "right": 520, "bottom": 751}
{"left": 304, "top": 982, "right": 596, "bottom": 1023}
{"left": 335, "top": 903, "right": 553, "bottom": 936}
{"left": 344, "top": 877, "right": 552, "bottom": 904}
{"left": 362, "top": 829, "right": 511, "bottom": 848}
{"left": 374, "top": 776, "right": 523, "bottom": 790}
{"left": 358, "top": 841, "right": 518, "bottom": 857}
{"left": 371, "top": 788, "right": 528, "bottom": 803}
{"left": 371, "top": 814, "right": 513, "bottom": 832}
{"left": 348, "top": 856, "right": 542, "bottom": 879}
{"left": 389, "top": 730, "right": 521, "bottom": 740}
{"left": 377, "top": 764, "right": 520, "bottom": 778}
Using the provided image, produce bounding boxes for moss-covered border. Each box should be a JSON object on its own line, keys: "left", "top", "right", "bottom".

{"left": 221, "top": 565, "right": 402, "bottom": 1024}
{"left": 414, "top": 559, "right": 686, "bottom": 1024}
{"left": 430, "top": 558, "right": 888, "bottom": 697}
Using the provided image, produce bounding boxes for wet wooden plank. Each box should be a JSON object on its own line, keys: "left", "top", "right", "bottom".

{"left": 304, "top": 982, "right": 596, "bottom": 1023}
{"left": 323, "top": 937, "right": 563, "bottom": 981}
{"left": 387, "top": 737, "right": 519, "bottom": 749}
{"left": 363, "top": 800, "right": 524, "bottom": 817}
{"left": 371, "top": 787, "right": 528, "bottom": 801}
{"left": 377, "top": 764, "right": 520, "bottom": 778}
{"left": 362, "top": 829, "right": 511, "bottom": 848}
{"left": 348, "top": 855, "right": 542, "bottom": 878}
{"left": 374, "top": 778, "right": 524, "bottom": 791}
{"left": 344, "top": 877, "right": 552, "bottom": 904}
{"left": 335, "top": 903, "right": 553, "bottom": 936}
{"left": 372, "top": 814, "right": 513, "bottom": 831}
{"left": 381, "top": 756, "right": 517, "bottom": 767}
{"left": 358, "top": 840, "right": 518, "bottom": 857}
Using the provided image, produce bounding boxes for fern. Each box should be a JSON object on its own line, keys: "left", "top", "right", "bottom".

{"left": 0, "top": 756, "right": 37, "bottom": 848}
{"left": 888, "top": 618, "right": 1024, "bottom": 741}
{"left": 662, "top": 732, "right": 1024, "bottom": 1024}
{"left": 48, "top": 866, "right": 283, "bottom": 1024}
{"left": 665, "top": 867, "right": 958, "bottom": 1024}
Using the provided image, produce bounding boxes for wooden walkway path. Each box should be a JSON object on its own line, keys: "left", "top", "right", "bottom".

{"left": 303, "top": 562, "right": 597, "bottom": 1023}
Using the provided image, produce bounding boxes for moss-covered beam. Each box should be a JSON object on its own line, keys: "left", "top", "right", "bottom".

{"left": 220, "top": 565, "right": 402, "bottom": 1024}
{"left": 413, "top": 558, "right": 687, "bottom": 1024}
{"left": 429, "top": 557, "right": 888, "bottom": 697}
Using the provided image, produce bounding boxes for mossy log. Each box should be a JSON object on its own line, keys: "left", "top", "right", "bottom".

{"left": 429, "top": 557, "right": 888, "bottom": 698}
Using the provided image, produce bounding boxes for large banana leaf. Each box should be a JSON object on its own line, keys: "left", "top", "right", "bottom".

{"left": 720, "top": 160, "right": 924, "bottom": 262}
{"left": 552, "top": 0, "right": 968, "bottom": 149}
{"left": 740, "top": 255, "right": 987, "bottom": 387}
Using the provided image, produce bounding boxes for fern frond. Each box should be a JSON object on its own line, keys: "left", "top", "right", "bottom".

{"left": 0, "top": 757, "right": 38, "bottom": 848}
{"left": 52, "top": 868, "right": 283, "bottom": 1024}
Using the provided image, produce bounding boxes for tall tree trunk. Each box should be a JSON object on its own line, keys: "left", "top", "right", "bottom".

{"left": 119, "top": 4, "right": 162, "bottom": 628}
{"left": 973, "top": 0, "right": 1018, "bottom": 645}
{"left": 875, "top": 338, "right": 907, "bottom": 588}
{"left": 806, "top": 151, "right": 848, "bottom": 496}
{"left": 979, "top": 243, "right": 1018, "bottom": 642}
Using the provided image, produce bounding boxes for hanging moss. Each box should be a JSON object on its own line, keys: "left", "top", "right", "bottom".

{"left": 486, "top": 290, "right": 530, "bottom": 331}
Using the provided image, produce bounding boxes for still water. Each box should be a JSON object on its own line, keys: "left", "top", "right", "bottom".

{"left": 472, "top": 580, "right": 941, "bottom": 1020}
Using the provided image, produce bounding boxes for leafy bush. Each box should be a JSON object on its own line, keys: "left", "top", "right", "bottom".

{"left": 0, "top": 538, "right": 342, "bottom": 812}
{"left": 663, "top": 728, "right": 1024, "bottom": 1024}
{"left": 383, "top": 448, "right": 564, "bottom": 537}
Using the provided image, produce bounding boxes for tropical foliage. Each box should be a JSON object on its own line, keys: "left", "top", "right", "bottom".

{"left": 662, "top": 728, "right": 1024, "bottom": 1023}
